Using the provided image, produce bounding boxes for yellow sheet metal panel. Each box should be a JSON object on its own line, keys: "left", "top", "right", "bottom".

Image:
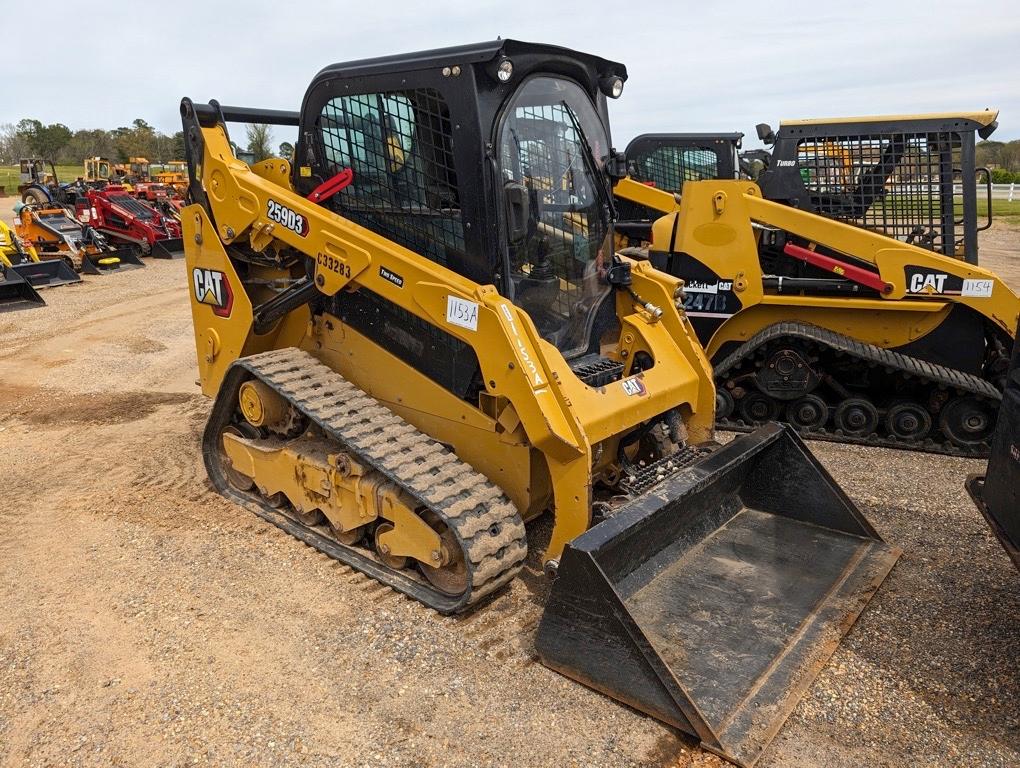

{"left": 779, "top": 110, "right": 998, "bottom": 127}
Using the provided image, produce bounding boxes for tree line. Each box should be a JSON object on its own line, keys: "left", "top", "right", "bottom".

{"left": 3, "top": 117, "right": 1016, "bottom": 184}
{"left": 976, "top": 140, "right": 1020, "bottom": 183}
{"left": 0, "top": 118, "right": 294, "bottom": 180}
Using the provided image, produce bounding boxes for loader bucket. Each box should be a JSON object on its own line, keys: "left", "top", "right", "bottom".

{"left": 150, "top": 237, "right": 185, "bottom": 259}
{"left": 966, "top": 324, "right": 1020, "bottom": 571}
{"left": 9, "top": 259, "right": 82, "bottom": 289}
{"left": 84, "top": 246, "right": 146, "bottom": 274}
{"left": 536, "top": 423, "right": 899, "bottom": 768}
{"left": 0, "top": 269, "right": 46, "bottom": 311}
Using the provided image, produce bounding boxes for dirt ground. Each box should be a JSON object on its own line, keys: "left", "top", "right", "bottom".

{"left": 1, "top": 217, "right": 1019, "bottom": 768}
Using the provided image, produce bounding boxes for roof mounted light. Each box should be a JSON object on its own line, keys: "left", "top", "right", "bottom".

{"left": 600, "top": 75, "right": 625, "bottom": 99}
{"left": 496, "top": 57, "right": 514, "bottom": 82}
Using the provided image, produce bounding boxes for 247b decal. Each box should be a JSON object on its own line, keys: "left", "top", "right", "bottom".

{"left": 267, "top": 200, "right": 309, "bottom": 236}
{"left": 192, "top": 268, "right": 234, "bottom": 317}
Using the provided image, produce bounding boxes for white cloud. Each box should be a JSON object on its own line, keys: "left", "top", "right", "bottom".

{"left": 3, "top": 0, "right": 1017, "bottom": 146}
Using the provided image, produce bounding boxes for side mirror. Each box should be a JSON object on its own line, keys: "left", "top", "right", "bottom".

{"left": 756, "top": 123, "right": 776, "bottom": 145}
{"left": 604, "top": 148, "right": 627, "bottom": 181}
{"left": 505, "top": 182, "right": 530, "bottom": 245}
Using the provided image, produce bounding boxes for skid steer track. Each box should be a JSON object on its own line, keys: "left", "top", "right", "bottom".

{"left": 203, "top": 348, "right": 528, "bottom": 613}
{"left": 715, "top": 321, "right": 1001, "bottom": 457}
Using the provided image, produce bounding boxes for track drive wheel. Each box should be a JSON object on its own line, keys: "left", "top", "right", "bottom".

{"left": 885, "top": 401, "right": 932, "bottom": 441}
{"left": 739, "top": 392, "right": 779, "bottom": 425}
{"left": 939, "top": 396, "right": 995, "bottom": 448}
{"left": 418, "top": 510, "right": 468, "bottom": 596}
{"left": 374, "top": 523, "right": 408, "bottom": 570}
{"left": 834, "top": 398, "right": 879, "bottom": 437}
{"left": 716, "top": 387, "right": 735, "bottom": 420}
{"left": 332, "top": 524, "right": 365, "bottom": 546}
{"left": 786, "top": 394, "right": 828, "bottom": 431}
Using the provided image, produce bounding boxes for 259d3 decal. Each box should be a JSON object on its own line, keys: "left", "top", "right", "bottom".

{"left": 267, "top": 199, "right": 309, "bottom": 236}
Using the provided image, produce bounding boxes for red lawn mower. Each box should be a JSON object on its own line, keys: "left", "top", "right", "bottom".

{"left": 82, "top": 186, "right": 184, "bottom": 258}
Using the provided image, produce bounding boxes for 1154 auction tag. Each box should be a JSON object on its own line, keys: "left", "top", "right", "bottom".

{"left": 962, "top": 279, "right": 993, "bottom": 298}
{"left": 446, "top": 295, "right": 479, "bottom": 331}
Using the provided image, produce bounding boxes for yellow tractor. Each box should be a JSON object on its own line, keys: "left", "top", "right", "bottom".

{"left": 180, "top": 40, "right": 899, "bottom": 767}
{"left": 150, "top": 160, "right": 189, "bottom": 192}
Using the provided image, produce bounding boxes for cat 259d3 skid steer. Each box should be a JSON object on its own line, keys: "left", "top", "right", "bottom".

{"left": 180, "top": 40, "right": 898, "bottom": 767}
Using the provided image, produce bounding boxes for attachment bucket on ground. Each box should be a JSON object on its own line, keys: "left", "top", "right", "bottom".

{"left": 84, "top": 246, "right": 146, "bottom": 274}
{"left": 967, "top": 320, "right": 1020, "bottom": 571}
{"left": 9, "top": 259, "right": 82, "bottom": 288}
{"left": 536, "top": 423, "right": 900, "bottom": 767}
{"left": 151, "top": 237, "right": 185, "bottom": 259}
{"left": 0, "top": 269, "right": 46, "bottom": 311}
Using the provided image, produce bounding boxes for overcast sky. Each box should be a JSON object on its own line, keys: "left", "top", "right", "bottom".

{"left": 5, "top": 0, "right": 1018, "bottom": 148}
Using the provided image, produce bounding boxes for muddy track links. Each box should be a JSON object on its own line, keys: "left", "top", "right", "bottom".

{"left": 202, "top": 347, "right": 528, "bottom": 614}
{"left": 715, "top": 321, "right": 1001, "bottom": 457}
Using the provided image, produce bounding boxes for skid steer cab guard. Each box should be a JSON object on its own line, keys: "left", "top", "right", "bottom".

{"left": 180, "top": 38, "right": 898, "bottom": 768}
{"left": 967, "top": 319, "right": 1020, "bottom": 571}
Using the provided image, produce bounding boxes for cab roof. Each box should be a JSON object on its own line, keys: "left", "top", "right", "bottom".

{"left": 313, "top": 39, "right": 626, "bottom": 83}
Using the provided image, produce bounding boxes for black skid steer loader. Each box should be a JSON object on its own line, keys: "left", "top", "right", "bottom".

{"left": 180, "top": 39, "right": 898, "bottom": 766}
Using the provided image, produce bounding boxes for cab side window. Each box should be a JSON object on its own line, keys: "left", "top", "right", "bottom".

{"left": 318, "top": 89, "right": 463, "bottom": 267}
{"left": 632, "top": 145, "right": 720, "bottom": 192}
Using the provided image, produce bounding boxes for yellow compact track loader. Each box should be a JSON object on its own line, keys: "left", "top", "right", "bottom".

{"left": 0, "top": 218, "right": 83, "bottom": 289}
{"left": 180, "top": 40, "right": 898, "bottom": 767}
{"left": 613, "top": 172, "right": 1019, "bottom": 458}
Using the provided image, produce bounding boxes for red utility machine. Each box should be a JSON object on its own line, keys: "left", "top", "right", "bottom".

{"left": 83, "top": 186, "right": 184, "bottom": 258}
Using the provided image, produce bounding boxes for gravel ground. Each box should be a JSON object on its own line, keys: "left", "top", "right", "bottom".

{"left": 0, "top": 221, "right": 1017, "bottom": 768}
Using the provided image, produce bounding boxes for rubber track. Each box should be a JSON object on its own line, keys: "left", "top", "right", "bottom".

{"left": 715, "top": 321, "right": 1001, "bottom": 457}
{"left": 203, "top": 348, "right": 528, "bottom": 614}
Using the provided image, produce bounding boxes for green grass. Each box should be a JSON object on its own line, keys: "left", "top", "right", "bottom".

{"left": 0, "top": 165, "right": 90, "bottom": 196}
{"left": 977, "top": 197, "right": 1020, "bottom": 223}
{"left": 871, "top": 194, "right": 1020, "bottom": 225}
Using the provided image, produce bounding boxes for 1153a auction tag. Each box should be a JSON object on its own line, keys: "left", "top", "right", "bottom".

{"left": 446, "top": 295, "right": 479, "bottom": 331}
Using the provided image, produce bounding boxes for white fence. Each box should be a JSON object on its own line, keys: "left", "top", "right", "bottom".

{"left": 951, "top": 183, "right": 1017, "bottom": 201}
